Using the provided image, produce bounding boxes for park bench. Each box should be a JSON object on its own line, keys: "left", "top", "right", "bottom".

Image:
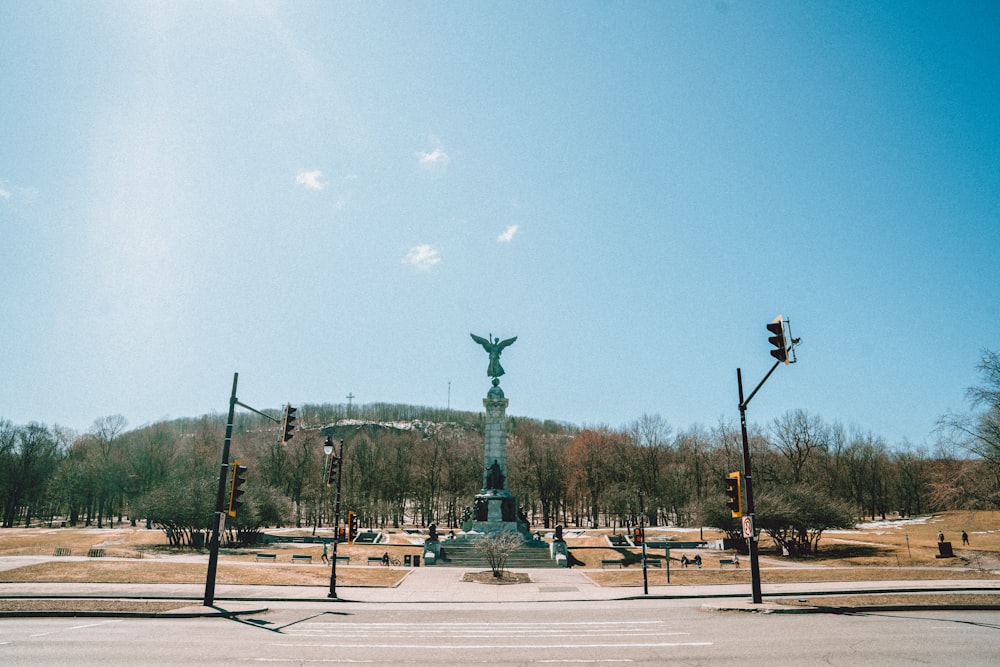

{"left": 291, "top": 554, "right": 313, "bottom": 563}
{"left": 54, "top": 547, "right": 71, "bottom": 556}
{"left": 87, "top": 548, "right": 105, "bottom": 558}
{"left": 601, "top": 559, "right": 623, "bottom": 568}
{"left": 367, "top": 556, "right": 385, "bottom": 566}
{"left": 720, "top": 558, "right": 740, "bottom": 568}
{"left": 255, "top": 553, "right": 277, "bottom": 562}
{"left": 335, "top": 555, "right": 350, "bottom": 564}
{"left": 643, "top": 558, "right": 662, "bottom": 568}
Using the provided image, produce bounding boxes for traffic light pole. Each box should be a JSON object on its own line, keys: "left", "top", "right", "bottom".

{"left": 328, "top": 438, "right": 345, "bottom": 599}
{"left": 204, "top": 372, "right": 239, "bottom": 607}
{"left": 202, "top": 374, "right": 286, "bottom": 607}
{"left": 737, "top": 362, "right": 780, "bottom": 605}
{"left": 638, "top": 489, "right": 648, "bottom": 596}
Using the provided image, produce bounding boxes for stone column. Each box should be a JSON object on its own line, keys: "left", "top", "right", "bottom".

{"left": 462, "top": 383, "right": 526, "bottom": 535}
{"left": 481, "top": 384, "right": 510, "bottom": 493}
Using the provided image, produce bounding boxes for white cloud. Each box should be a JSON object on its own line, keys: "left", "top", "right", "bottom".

{"left": 497, "top": 224, "right": 519, "bottom": 243}
{"left": 295, "top": 169, "right": 325, "bottom": 191}
{"left": 402, "top": 244, "right": 441, "bottom": 270}
{"left": 0, "top": 181, "right": 36, "bottom": 202}
{"left": 417, "top": 148, "right": 449, "bottom": 170}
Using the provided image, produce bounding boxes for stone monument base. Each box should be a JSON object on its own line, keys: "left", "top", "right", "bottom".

{"left": 460, "top": 490, "right": 530, "bottom": 536}
{"left": 465, "top": 520, "right": 526, "bottom": 535}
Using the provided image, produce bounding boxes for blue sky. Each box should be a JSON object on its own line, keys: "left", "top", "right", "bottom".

{"left": 2, "top": 1, "right": 998, "bottom": 446}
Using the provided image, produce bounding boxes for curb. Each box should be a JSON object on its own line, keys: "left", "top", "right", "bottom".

{"left": 0, "top": 604, "right": 268, "bottom": 619}
{"left": 703, "top": 602, "right": 1000, "bottom": 614}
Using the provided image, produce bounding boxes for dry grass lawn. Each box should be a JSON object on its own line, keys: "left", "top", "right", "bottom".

{"left": 1, "top": 510, "right": 998, "bottom": 589}
{"left": 775, "top": 593, "right": 1000, "bottom": 609}
{"left": 577, "top": 509, "right": 1000, "bottom": 586}
{"left": 0, "top": 599, "right": 188, "bottom": 614}
{"left": 0, "top": 560, "right": 407, "bottom": 587}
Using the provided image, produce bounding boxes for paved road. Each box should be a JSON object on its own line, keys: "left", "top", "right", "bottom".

{"left": 4, "top": 566, "right": 1000, "bottom": 665}
{"left": 4, "top": 599, "right": 1000, "bottom": 666}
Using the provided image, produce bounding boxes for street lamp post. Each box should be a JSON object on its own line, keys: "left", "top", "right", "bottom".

{"left": 324, "top": 436, "right": 345, "bottom": 599}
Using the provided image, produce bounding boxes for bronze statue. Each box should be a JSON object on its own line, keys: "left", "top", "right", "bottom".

{"left": 471, "top": 333, "right": 517, "bottom": 379}
{"left": 486, "top": 459, "right": 505, "bottom": 490}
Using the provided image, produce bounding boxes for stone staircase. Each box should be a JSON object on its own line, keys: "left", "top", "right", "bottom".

{"left": 432, "top": 537, "right": 559, "bottom": 568}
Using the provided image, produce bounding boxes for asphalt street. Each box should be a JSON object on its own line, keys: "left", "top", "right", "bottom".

{"left": 4, "top": 598, "right": 1000, "bottom": 666}
{"left": 4, "top": 566, "right": 1000, "bottom": 665}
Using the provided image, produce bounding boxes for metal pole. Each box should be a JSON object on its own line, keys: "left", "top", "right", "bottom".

{"left": 328, "top": 439, "right": 345, "bottom": 599}
{"left": 204, "top": 372, "right": 238, "bottom": 607}
{"left": 638, "top": 489, "right": 648, "bottom": 595}
{"left": 738, "top": 368, "right": 763, "bottom": 604}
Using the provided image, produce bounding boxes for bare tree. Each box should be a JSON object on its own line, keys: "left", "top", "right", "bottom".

{"left": 1, "top": 423, "right": 59, "bottom": 527}
{"left": 474, "top": 531, "right": 523, "bottom": 579}
{"left": 627, "top": 413, "right": 672, "bottom": 525}
{"left": 88, "top": 415, "right": 128, "bottom": 527}
{"left": 770, "top": 409, "right": 828, "bottom": 484}
{"left": 937, "top": 350, "right": 1000, "bottom": 506}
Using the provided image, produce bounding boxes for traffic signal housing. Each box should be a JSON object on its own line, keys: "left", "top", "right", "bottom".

{"left": 326, "top": 440, "right": 340, "bottom": 487}
{"left": 227, "top": 460, "right": 248, "bottom": 517}
{"left": 725, "top": 471, "right": 743, "bottom": 518}
{"left": 347, "top": 511, "right": 358, "bottom": 543}
{"left": 281, "top": 404, "right": 297, "bottom": 443}
{"left": 767, "top": 315, "right": 789, "bottom": 364}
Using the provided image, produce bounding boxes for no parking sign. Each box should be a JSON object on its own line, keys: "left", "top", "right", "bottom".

{"left": 742, "top": 515, "right": 753, "bottom": 538}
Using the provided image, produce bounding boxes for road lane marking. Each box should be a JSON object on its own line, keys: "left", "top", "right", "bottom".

{"left": 292, "top": 630, "right": 676, "bottom": 639}
{"left": 253, "top": 661, "right": 634, "bottom": 665}
{"left": 30, "top": 620, "right": 122, "bottom": 637}
{"left": 253, "top": 661, "right": 376, "bottom": 664}
{"left": 299, "top": 621, "right": 664, "bottom": 627}
{"left": 270, "top": 642, "right": 713, "bottom": 650}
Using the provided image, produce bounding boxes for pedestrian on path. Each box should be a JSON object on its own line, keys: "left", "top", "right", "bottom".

{"left": 321, "top": 542, "right": 329, "bottom": 564}
{"left": 962, "top": 531, "right": 969, "bottom": 545}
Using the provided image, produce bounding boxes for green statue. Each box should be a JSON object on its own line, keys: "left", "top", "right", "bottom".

{"left": 471, "top": 333, "right": 517, "bottom": 380}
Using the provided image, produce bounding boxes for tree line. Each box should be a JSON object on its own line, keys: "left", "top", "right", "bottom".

{"left": 2, "top": 351, "right": 998, "bottom": 555}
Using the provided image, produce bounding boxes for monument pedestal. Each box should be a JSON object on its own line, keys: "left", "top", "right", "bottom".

{"left": 465, "top": 490, "right": 526, "bottom": 534}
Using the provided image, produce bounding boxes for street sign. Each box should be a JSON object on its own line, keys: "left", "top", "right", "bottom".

{"left": 742, "top": 515, "right": 753, "bottom": 538}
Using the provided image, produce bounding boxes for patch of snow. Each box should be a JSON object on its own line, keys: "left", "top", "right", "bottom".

{"left": 823, "top": 516, "right": 940, "bottom": 535}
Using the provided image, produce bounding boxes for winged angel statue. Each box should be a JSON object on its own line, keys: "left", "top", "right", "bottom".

{"left": 470, "top": 333, "right": 518, "bottom": 380}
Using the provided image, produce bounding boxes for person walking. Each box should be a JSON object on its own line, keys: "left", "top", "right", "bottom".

{"left": 321, "top": 542, "right": 329, "bottom": 564}
{"left": 962, "top": 531, "right": 970, "bottom": 545}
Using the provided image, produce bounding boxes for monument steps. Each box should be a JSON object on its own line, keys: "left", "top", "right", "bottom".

{"left": 431, "top": 539, "right": 560, "bottom": 569}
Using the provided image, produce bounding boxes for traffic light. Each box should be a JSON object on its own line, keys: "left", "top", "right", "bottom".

{"left": 767, "top": 315, "right": 789, "bottom": 364}
{"left": 227, "top": 460, "right": 248, "bottom": 517}
{"left": 633, "top": 526, "right": 643, "bottom": 545}
{"left": 326, "top": 440, "right": 340, "bottom": 487}
{"left": 281, "top": 404, "right": 297, "bottom": 443}
{"left": 725, "top": 471, "right": 742, "bottom": 518}
{"left": 347, "top": 511, "right": 358, "bottom": 543}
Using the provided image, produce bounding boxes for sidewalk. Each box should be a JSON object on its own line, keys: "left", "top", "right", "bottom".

{"left": 4, "top": 566, "right": 1000, "bottom": 606}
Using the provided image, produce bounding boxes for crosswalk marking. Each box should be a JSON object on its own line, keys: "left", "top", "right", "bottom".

{"left": 274, "top": 618, "right": 712, "bottom": 651}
